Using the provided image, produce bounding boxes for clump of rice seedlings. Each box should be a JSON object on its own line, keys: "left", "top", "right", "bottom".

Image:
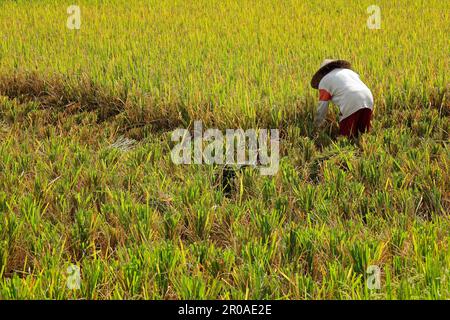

{"left": 294, "top": 184, "right": 316, "bottom": 213}
{"left": 390, "top": 227, "right": 408, "bottom": 255}
{"left": 284, "top": 227, "right": 317, "bottom": 273}
{"left": 296, "top": 273, "right": 317, "bottom": 299}
{"left": 219, "top": 165, "right": 238, "bottom": 197}
{"left": 80, "top": 258, "right": 104, "bottom": 299}
{"left": 162, "top": 210, "right": 181, "bottom": 240}
{"left": 349, "top": 240, "right": 385, "bottom": 275}
{"left": 192, "top": 205, "right": 212, "bottom": 240}
{"left": 0, "top": 0, "right": 448, "bottom": 300}
{"left": 173, "top": 273, "right": 221, "bottom": 300}
{"left": 151, "top": 243, "right": 181, "bottom": 298}
{"left": 71, "top": 209, "right": 98, "bottom": 259}
{"left": 261, "top": 178, "right": 277, "bottom": 204}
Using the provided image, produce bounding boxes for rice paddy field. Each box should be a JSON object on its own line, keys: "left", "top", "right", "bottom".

{"left": 0, "top": 0, "right": 449, "bottom": 299}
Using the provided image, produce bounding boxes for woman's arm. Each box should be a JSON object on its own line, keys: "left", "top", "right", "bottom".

{"left": 315, "top": 89, "right": 332, "bottom": 127}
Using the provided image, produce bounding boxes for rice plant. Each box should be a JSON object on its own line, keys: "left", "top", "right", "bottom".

{"left": 0, "top": 0, "right": 448, "bottom": 299}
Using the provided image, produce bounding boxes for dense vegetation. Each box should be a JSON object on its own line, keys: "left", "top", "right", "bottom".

{"left": 0, "top": 0, "right": 448, "bottom": 299}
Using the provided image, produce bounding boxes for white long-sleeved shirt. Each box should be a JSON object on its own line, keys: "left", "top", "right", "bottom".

{"left": 315, "top": 68, "right": 374, "bottom": 126}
